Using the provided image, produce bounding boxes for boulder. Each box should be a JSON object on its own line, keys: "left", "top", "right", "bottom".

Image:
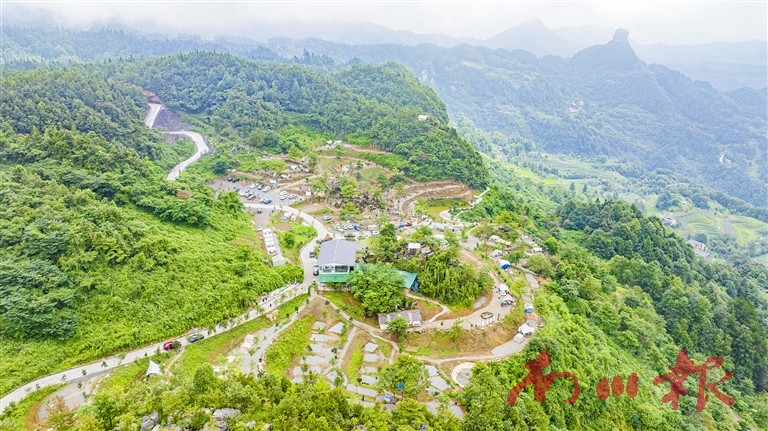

{"left": 139, "top": 412, "right": 160, "bottom": 431}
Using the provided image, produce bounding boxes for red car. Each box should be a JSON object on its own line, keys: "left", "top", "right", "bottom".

{"left": 163, "top": 341, "right": 176, "bottom": 351}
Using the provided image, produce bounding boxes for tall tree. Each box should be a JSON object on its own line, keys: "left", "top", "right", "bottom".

{"left": 348, "top": 264, "right": 405, "bottom": 315}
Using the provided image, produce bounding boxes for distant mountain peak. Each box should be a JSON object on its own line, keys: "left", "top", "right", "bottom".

{"left": 613, "top": 28, "right": 630, "bottom": 42}
{"left": 572, "top": 29, "right": 641, "bottom": 70}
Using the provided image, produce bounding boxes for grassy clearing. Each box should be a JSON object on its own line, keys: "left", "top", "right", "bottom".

{"left": 0, "top": 384, "right": 63, "bottom": 431}
{"left": 278, "top": 223, "right": 317, "bottom": 263}
{"left": 323, "top": 292, "right": 379, "bottom": 327}
{"left": 98, "top": 358, "right": 154, "bottom": 395}
{"left": 375, "top": 339, "right": 393, "bottom": 360}
{"left": 175, "top": 294, "right": 309, "bottom": 378}
{"left": 265, "top": 315, "right": 314, "bottom": 376}
{"left": 402, "top": 323, "right": 513, "bottom": 358}
{"left": 343, "top": 335, "right": 366, "bottom": 383}
{"left": 727, "top": 216, "right": 768, "bottom": 245}
{"left": 359, "top": 167, "right": 388, "bottom": 184}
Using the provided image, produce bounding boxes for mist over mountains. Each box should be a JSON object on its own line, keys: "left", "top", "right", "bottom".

{"left": 3, "top": 10, "right": 766, "bottom": 91}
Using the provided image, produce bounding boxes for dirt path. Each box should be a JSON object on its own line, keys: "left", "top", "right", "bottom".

{"left": 405, "top": 292, "right": 450, "bottom": 323}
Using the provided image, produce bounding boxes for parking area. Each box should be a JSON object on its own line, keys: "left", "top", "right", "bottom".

{"left": 210, "top": 177, "right": 308, "bottom": 206}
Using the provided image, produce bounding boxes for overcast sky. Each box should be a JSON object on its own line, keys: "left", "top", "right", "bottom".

{"left": 4, "top": 1, "right": 766, "bottom": 45}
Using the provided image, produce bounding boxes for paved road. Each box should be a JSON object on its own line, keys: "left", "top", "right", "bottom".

{"left": 0, "top": 282, "right": 304, "bottom": 413}
{"left": 165, "top": 131, "right": 210, "bottom": 181}
{"left": 145, "top": 102, "right": 162, "bottom": 128}
{"left": 145, "top": 103, "right": 211, "bottom": 181}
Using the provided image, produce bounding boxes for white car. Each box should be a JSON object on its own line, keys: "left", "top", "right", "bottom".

{"left": 263, "top": 186, "right": 271, "bottom": 192}
{"left": 280, "top": 195, "right": 287, "bottom": 200}
{"left": 280, "top": 191, "right": 288, "bottom": 196}
{"left": 360, "top": 232, "right": 370, "bottom": 238}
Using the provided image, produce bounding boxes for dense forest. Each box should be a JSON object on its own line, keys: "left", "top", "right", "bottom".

{"left": 455, "top": 161, "right": 768, "bottom": 430}
{"left": 5, "top": 26, "right": 764, "bottom": 206}
{"left": 101, "top": 52, "right": 487, "bottom": 188}
{"left": 258, "top": 34, "right": 767, "bottom": 209}
{"left": 0, "top": 68, "right": 299, "bottom": 395}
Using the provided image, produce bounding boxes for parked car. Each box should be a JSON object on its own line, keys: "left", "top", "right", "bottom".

{"left": 163, "top": 341, "right": 177, "bottom": 351}
{"left": 323, "top": 215, "right": 333, "bottom": 221}
{"left": 309, "top": 250, "right": 315, "bottom": 258}
{"left": 187, "top": 333, "right": 205, "bottom": 343}
{"left": 256, "top": 208, "right": 263, "bottom": 214}
{"left": 313, "top": 266, "right": 319, "bottom": 276}
{"left": 264, "top": 199, "right": 272, "bottom": 204}
{"left": 263, "top": 186, "right": 272, "bottom": 192}
{"left": 257, "top": 184, "right": 264, "bottom": 190}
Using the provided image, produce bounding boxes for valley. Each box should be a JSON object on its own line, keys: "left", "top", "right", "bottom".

{"left": 0, "top": 22, "right": 766, "bottom": 431}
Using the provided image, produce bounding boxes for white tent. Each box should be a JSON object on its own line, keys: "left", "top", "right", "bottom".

{"left": 146, "top": 360, "right": 162, "bottom": 377}
{"left": 518, "top": 323, "right": 535, "bottom": 336}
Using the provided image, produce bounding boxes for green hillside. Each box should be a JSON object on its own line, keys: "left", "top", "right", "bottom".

{"left": 0, "top": 69, "right": 294, "bottom": 395}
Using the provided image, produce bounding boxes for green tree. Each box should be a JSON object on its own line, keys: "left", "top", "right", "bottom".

{"left": 247, "top": 129, "right": 265, "bottom": 147}
{"left": 340, "top": 177, "right": 360, "bottom": 199}
{"left": 461, "top": 364, "right": 506, "bottom": 431}
{"left": 691, "top": 192, "right": 709, "bottom": 209}
{"left": 349, "top": 264, "right": 405, "bottom": 315}
{"left": 524, "top": 255, "right": 554, "bottom": 278}
{"left": 378, "top": 355, "right": 427, "bottom": 397}
{"left": 47, "top": 396, "right": 76, "bottom": 431}
{"left": 212, "top": 159, "right": 230, "bottom": 175}
{"left": 287, "top": 145, "right": 302, "bottom": 158}
{"left": 544, "top": 237, "right": 559, "bottom": 254}
{"left": 388, "top": 315, "right": 408, "bottom": 339}
{"left": 307, "top": 152, "right": 318, "bottom": 168}
{"left": 372, "top": 223, "right": 400, "bottom": 263}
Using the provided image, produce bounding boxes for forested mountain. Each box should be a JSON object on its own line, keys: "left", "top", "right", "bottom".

{"left": 6, "top": 23, "right": 765, "bottom": 91}
{"left": 260, "top": 32, "right": 767, "bottom": 210}
{"left": 0, "top": 66, "right": 307, "bottom": 394}
{"left": 2, "top": 26, "right": 767, "bottom": 431}
{"left": 4, "top": 27, "right": 764, "bottom": 206}
{"left": 0, "top": 54, "right": 488, "bottom": 396}
{"left": 100, "top": 52, "right": 486, "bottom": 187}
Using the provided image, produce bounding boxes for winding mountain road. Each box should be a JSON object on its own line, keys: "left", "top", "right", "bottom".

{"left": 1, "top": 105, "right": 536, "bottom": 414}
{"left": 0, "top": 107, "right": 300, "bottom": 414}
{"left": 145, "top": 102, "right": 211, "bottom": 181}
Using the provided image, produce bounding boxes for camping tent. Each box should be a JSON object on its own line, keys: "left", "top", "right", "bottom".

{"left": 146, "top": 360, "right": 162, "bottom": 377}
{"left": 498, "top": 260, "right": 511, "bottom": 270}
{"left": 518, "top": 323, "right": 535, "bottom": 336}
